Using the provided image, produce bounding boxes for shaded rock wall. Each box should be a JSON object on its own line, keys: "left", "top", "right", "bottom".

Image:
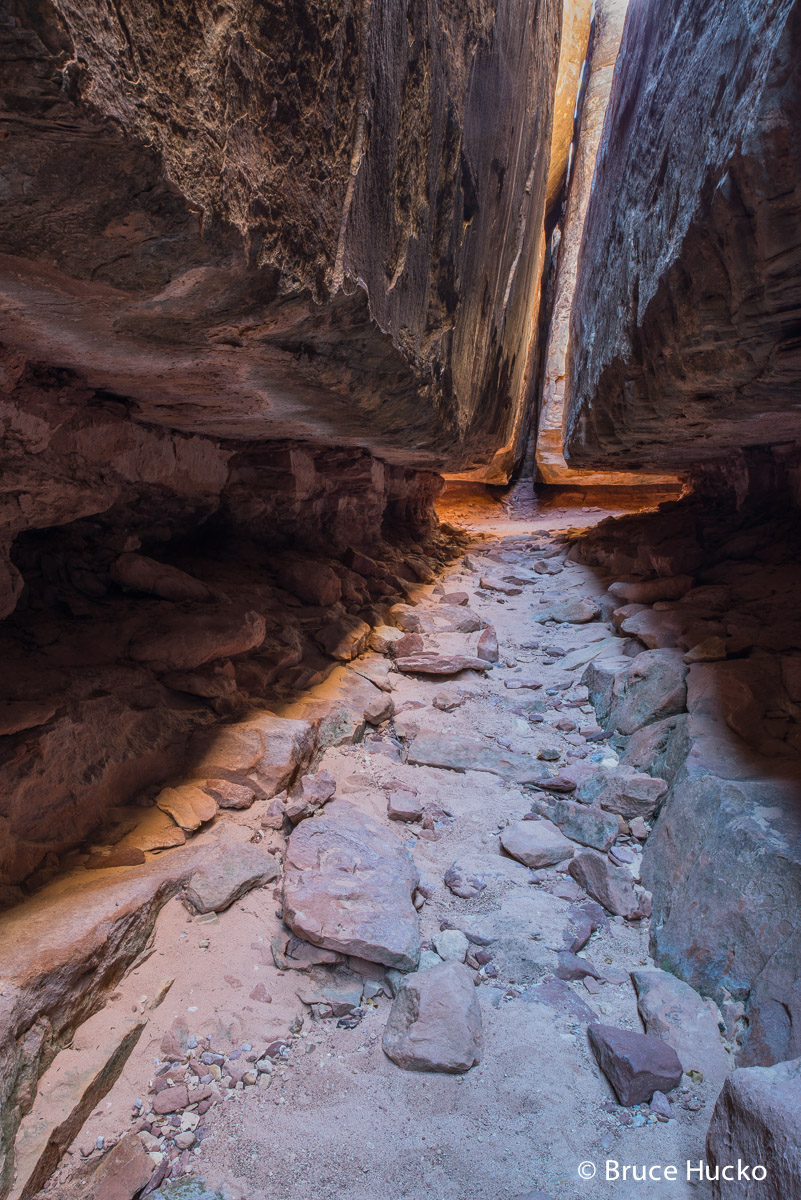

{"left": 574, "top": 476, "right": 801, "bottom": 1067}
{"left": 1, "top": 0, "right": 560, "bottom": 475}
{"left": 564, "top": 0, "right": 801, "bottom": 473}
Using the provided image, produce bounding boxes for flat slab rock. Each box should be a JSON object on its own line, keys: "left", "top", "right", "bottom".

{"left": 283, "top": 800, "right": 420, "bottom": 970}
{"left": 588, "top": 1022, "right": 683, "bottom": 1106}
{"left": 184, "top": 843, "right": 280, "bottom": 914}
{"left": 394, "top": 652, "right": 489, "bottom": 676}
{"left": 382, "top": 961, "right": 482, "bottom": 1073}
{"left": 706, "top": 1057, "right": 801, "bottom": 1200}
{"left": 407, "top": 730, "right": 545, "bottom": 783}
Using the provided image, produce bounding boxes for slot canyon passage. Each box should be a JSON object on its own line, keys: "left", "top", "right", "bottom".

{"left": 2, "top": 0, "right": 801, "bottom": 1197}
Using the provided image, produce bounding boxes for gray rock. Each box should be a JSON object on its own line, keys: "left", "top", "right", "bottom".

{"left": 604, "top": 649, "right": 688, "bottom": 735}
{"left": 544, "top": 597, "right": 600, "bottom": 624}
{"left": 283, "top": 800, "right": 421, "bottom": 970}
{"left": 407, "top": 730, "right": 547, "bottom": 783}
{"left": 588, "top": 1023, "right": 683, "bottom": 1106}
{"left": 382, "top": 961, "right": 482, "bottom": 1073}
{"left": 296, "top": 966, "right": 364, "bottom": 1016}
{"left": 184, "top": 844, "right": 280, "bottom": 914}
{"left": 418, "top": 950, "right": 444, "bottom": 971}
{"left": 705, "top": 1057, "right": 801, "bottom": 1199}
{"left": 568, "top": 850, "right": 640, "bottom": 919}
{"left": 631, "top": 967, "right": 730, "bottom": 1086}
{"left": 501, "top": 819, "right": 575, "bottom": 868}
{"left": 530, "top": 796, "right": 618, "bottom": 852}
{"left": 577, "top": 765, "right": 668, "bottom": 820}
{"left": 433, "top": 929, "right": 469, "bottom": 963}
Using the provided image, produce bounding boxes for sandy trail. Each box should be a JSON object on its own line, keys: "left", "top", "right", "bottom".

{"left": 39, "top": 497, "right": 722, "bottom": 1200}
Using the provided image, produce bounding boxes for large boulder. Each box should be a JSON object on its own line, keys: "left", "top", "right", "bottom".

{"left": 705, "top": 1058, "right": 801, "bottom": 1200}
{"left": 382, "top": 961, "right": 482, "bottom": 1073}
{"left": 283, "top": 800, "right": 420, "bottom": 970}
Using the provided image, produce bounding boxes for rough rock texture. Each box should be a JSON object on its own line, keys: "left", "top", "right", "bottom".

{"left": 705, "top": 1058, "right": 801, "bottom": 1200}
{"left": 382, "top": 961, "right": 482, "bottom": 1073}
{"left": 632, "top": 967, "right": 730, "bottom": 1087}
{"left": 565, "top": 0, "right": 801, "bottom": 473}
{"left": 282, "top": 800, "right": 421, "bottom": 970}
{"left": 0, "top": 834, "right": 218, "bottom": 1195}
{"left": 500, "top": 818, "right": 575, "bottom": 868}
{"left": 183, "top": 844, "right": 280, "bottom": 913}
{"left": 1, "top": 0, "right": 561, "bottom": 478}
{"left": 545, "top": 0, "right": 592, "bottom": 211}
{"left": 575, "top": 495, "right": 801, "bottom": 1067}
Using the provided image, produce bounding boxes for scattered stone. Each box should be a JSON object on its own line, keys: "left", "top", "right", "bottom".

{"left": 129, "top": 608, "right": 266, "bottom": 671}
{"left": 432, "top": 690, "right": 465, "bottom": 712}
{"left": 545, "top": 597, "right": 601, "bottom": 624}
{"left": 523, "top": 978, "right": 598, "bottom": 1024}
{"left": 440, "top": 591, "right": 470, "bottom": 605}
{"left": 364, "top": 694, "right": 394, "bottom": 724}
{"left": 500, "top": 819, "right": 575, "bottom": 868}
{"left": 705, "top": 1057, "right": 801, "bottom": 1200}
{"left": 283, "top": 800, "right": 420, "bottom": 970}
{"left": 588, "top": 1023, "right": 683, "bottom": 1105}
{"left": 530, "top": 796, "right": 618, "bottom": 852}
{"left": 387, "top": 791, "right": 423, "bottom": 822}
{"left": 650, "top": 1091, "right": 672, "bottom": 1120}
{"left": 480, "top": 576, "right": 522, "bottom": 595}
{"left": 369, "top": 626, "right": 405, "bottom": 654}
{"left": 608, "top": 576, "right": 694, "bottom": 605}
{"left": 477, "top": 626, "right": 500, "bottom": 662}
{"left": 85, "top": 1131, "right": 154, "bottom": 1200}
{"left": 382, "top": 961, "right": 482, "bottom": 1073}
{"left": 188, "top": 713, "right": 315, "bottom": 798}
{"left": 285, "top": 769, "right": 337, "bottom": 824}
{"left": 433, "top": 929, "right": 469, "bottom": 963}
{"left": 538, "top": 747, "right": 560, "bottom": 762}
{"left": 156, "top": 785, "right": 218, "bottom": 833}
{"left": 296, "top": 966, "right": 364, "bottom": 1016}
{"left": 568, "top": 850, "right": 640, "bottom": 918}
{"left": 261, "top": 797, "right": 287, "bottom": 830}
{"left": 629, "top": 817, "right": 649, "bottom": 840}
{"left": 580, "top": 765, "right": 668, "bottom": 819}
{"left": 554, "top": 951, "right": 603, "bottom": 981}
{"left": 684, "top": 637, "right": 727, "bottom": 663}
{"left": 278, "top": 560, "right": 342, "bottom": 607}
{"left": 151, "top": 1085, "right": 188, "bottom": 1115}
{"left": 444, "top": 861, "right": 487, "bottom": 899}
{"left": 184, "top": 844, "right": 280, "bottom": 914}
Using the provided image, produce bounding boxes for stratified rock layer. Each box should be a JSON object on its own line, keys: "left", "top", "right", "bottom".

{"left": 565, "top": 0, "right": 801, "bottom": 473}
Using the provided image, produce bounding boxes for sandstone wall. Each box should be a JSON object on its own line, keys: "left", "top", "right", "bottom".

{"left": 1, "top": 0, "right": 561, "bottom": 477}
{"left": 564, "top": 0, "right": 801, "bottom": 473}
